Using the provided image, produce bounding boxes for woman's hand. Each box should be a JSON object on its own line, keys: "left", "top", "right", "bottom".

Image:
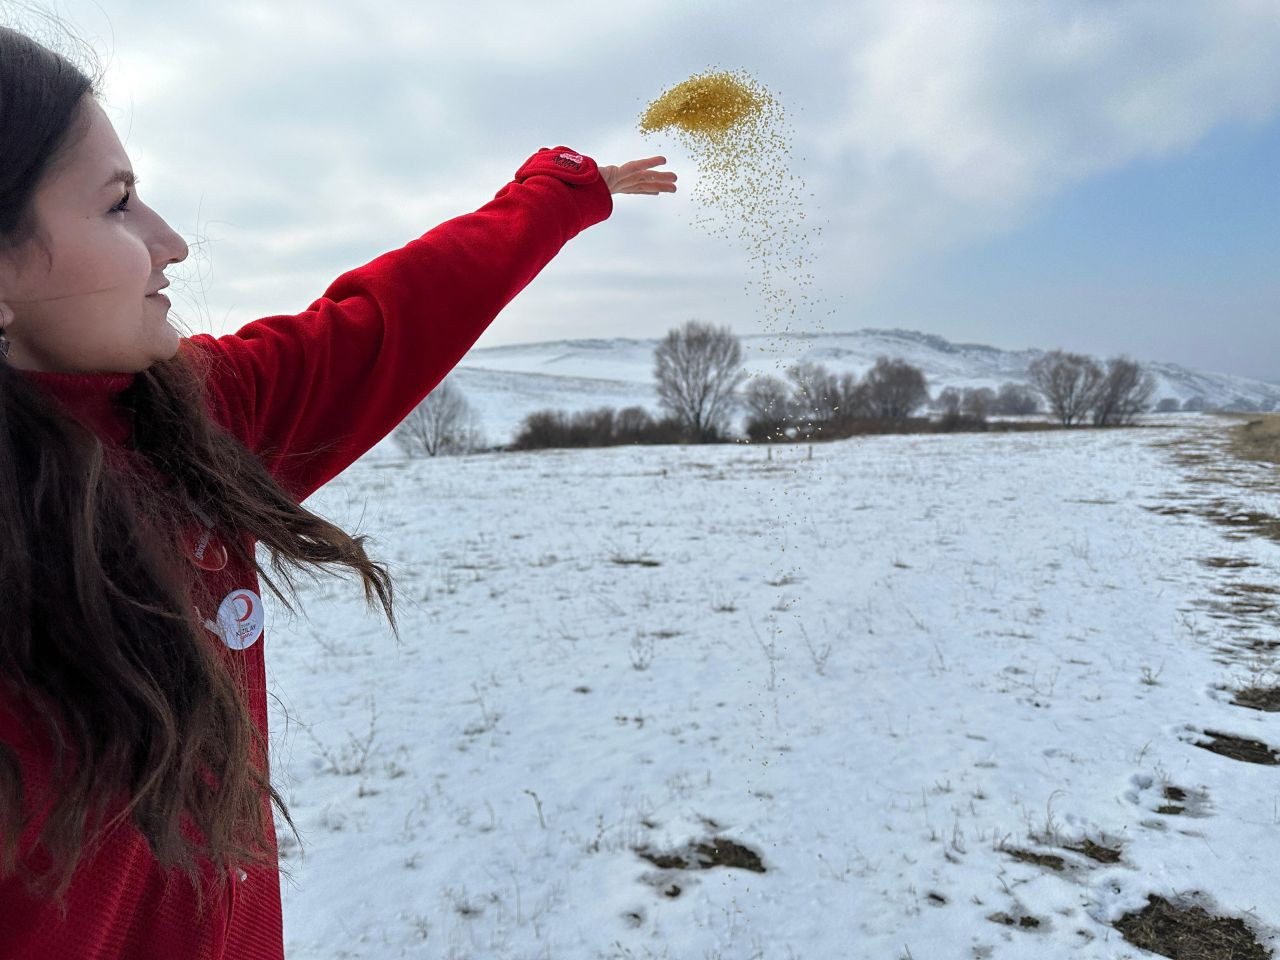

{"left": 599, "top": 156, "right": 678, "bottom": 196}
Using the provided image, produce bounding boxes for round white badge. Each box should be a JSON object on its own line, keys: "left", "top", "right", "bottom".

{"left": 215, "top": 588, "right": 265, "bottom": 650}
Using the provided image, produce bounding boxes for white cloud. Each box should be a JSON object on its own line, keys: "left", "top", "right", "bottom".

{"left": 22, "top": 0, "right": 1280, "bottom": 370}
{"left": 823, "top": 0, "right": 1280, "bottom": 289}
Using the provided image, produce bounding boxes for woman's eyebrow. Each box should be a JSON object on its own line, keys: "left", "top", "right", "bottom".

{"left": 102, "top": 169, "right": 137, "bottom": 190}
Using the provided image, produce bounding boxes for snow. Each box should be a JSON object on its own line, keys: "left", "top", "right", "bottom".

{"left": 264, "top": 414, "right": 1280, "bottom": 958}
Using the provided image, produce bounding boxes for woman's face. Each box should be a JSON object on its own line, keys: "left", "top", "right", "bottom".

{"left": 0, "top": 95, "right": 189, "bottom": 374}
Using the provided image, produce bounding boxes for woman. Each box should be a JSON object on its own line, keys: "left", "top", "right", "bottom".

{"left": 0, "top": 21, "right": 676, "bottom": 960}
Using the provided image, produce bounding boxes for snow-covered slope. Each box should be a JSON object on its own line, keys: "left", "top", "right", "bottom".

{"left": 402, "top": 328, "right": 1280, "bottom": 448}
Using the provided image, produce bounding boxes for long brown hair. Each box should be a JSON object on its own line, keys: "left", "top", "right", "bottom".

{"left": 0, "top": 17, "right": 400, "bottom": 917}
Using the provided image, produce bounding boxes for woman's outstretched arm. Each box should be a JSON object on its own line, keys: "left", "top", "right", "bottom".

{"left": 185, "top": 147, "right": 675, "bottom": 503}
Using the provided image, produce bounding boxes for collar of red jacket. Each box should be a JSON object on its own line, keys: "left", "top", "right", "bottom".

{"left": 17, "top": 367, "right": 137, "bottom": 446}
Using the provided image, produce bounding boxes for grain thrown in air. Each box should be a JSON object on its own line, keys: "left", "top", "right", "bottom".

{"left": 638, "top": 67, "right": 820, "bottom": 341}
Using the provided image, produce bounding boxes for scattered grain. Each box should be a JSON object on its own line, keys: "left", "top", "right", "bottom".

{"left": 638, "top": 68, "right": 821, "bottom": 339}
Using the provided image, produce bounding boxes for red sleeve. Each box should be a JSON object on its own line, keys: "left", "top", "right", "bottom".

{"left": 184, "top": 146, "right": 613, "bottom": 502}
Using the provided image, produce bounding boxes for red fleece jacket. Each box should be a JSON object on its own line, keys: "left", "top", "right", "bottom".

{"left": 0, "top": 146, "right": 612, "bottom": 959}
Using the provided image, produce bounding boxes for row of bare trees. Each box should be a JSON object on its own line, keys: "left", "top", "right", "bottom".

{"left": 397, "top": 323, "right": 1168, "bottom": 455}
{"left": 649, "top": 326, "right": 1165, "bottom": 438}
{"left": 738, "top": 357, "right": 931, "bottom": 441}
{"left": 653, "top": 321, "right": 949, "bottom": 441}
{"left": 512, "top": 406, "right": 685, "bottom": 449}
{"left": 933, "top": 383, "right": 1040, "bottom": 419}
{"left": 1028, "top": 350, "right": 1156, "bottom": 426}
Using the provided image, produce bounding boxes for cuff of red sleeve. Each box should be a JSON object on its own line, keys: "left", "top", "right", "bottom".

{"left": 514, "top": 146, "right": 600, "bottom": 185}
{"left": 514, "top": 145, "right": 613, "bottom": 225}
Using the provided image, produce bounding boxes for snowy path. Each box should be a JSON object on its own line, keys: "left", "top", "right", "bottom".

{"left": 263, "top": 417, "right": 1279, "bottom": 959}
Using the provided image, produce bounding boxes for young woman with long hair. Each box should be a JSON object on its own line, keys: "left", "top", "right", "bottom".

{"left": 0, "top": 18, "right": 676, "bottom": 959}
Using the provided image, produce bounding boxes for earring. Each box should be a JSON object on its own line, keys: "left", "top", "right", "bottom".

{"left": 0, "top": 328, "right": 8, "bottom": 360}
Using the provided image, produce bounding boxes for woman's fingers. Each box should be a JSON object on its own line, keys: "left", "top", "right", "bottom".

{"left": 621, "top": 161, "right": 677, "bottom": 190}
{"left": 598, "top": 156, "right": 678, "bottom": 194}
{"left": 623, "top": 157, "right": 674, "bottom": 176}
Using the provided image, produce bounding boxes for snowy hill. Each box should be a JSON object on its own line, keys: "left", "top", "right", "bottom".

{"left": 382, "top": 328, "right": 1280, "bottom": 451}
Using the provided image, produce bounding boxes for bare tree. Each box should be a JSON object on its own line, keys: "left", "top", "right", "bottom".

{"left": 961, "top": 387, "right": 995, "bottom": 420}
{"left": 742, "top": 374, "right": 793, "bottom": 441}
{"left": 1089, "top": 356, "right": 1155, "bottom": 426}
{"left": 514, "top": 410, "right": 561, "bottom": 450}
{"left": 615, "top": 406, "right": 655, "bottom": 441}
{"left": 744, "top": 374, "right": 792, "bottom": 421}
{"left": 393, "top": 379, "right": 483, "bottom": 456}
{"left": 935, "top": 386, "right": 962, "bottom": 416}
{"left": 835, "top": 371, "right": 867, "bottom": 418}
{"left": 863, "top": 356, "right": 929, "bottom": 420}
{"left": 992, "top": 382, "right": 1040, "bottom": 415}
{"left": 1028, "top": 350, "right": 1104, "bottom": 426}
{"left": 653, "top": 320, "right": 746, "bottom": 441}
{"left": 786, "top": 362, "right": 843, "bottom": 424}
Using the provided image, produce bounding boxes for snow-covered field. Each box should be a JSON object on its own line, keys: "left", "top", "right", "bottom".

{"left": 263, "top": 415, "right": 1280, "bottom": 959}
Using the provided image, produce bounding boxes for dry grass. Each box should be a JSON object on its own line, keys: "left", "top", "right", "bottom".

{"left": 1194, "top": 729, "right": 1280, "bottom": 765}
{"left": 1225, "top": 413, "right": 1280, "bottom": 466}
{"left": 1115, "top": 895, "right": 1269, "bottom": 960}
{"left": 634, "top": 836, "right": 766, "bottom": 874}
{"left": 1232, "top": 685, "right": 1280, "bottom": 712}
{"left": 999, "top": 846, "right": 1067, "bottom": 872}
{"left": 1062, "top": 838, "right": 1123, "bottom": 864}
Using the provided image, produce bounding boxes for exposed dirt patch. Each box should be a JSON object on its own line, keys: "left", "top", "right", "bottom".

{"left": 1145, "top": 504, "right": 1195, "bottom": 518}
{"left": 1114, "top": 894, "right": 1270, "bottom": 960}
{"left": 1137, "top": 781, "right": 1213, "bottom": 820}
{"left": 1203, "top": 503, "right": 1280, "bottom": 543}
{"left": 1211, "top": 638, "right": 1280, "bottom": 663}
{"left": 635, "top": 836, "right": 766, "bottom": 874}
{"left": 1218, "top": 582, "right": 1279, "bottom": 596}
{"left": 987, "top": 911, "right": 1042, "bottom": 929}
{"left": 1001, "top": 847, "right": 1067, "bottom": 872}
{"left": 1144, "top": 490, "right": 1280, "bottom": 547}
{"left": 1194, "top": 730, "right": 1280, "bottom": 765}
{"left": 1151, "top": 427, "right": 1280, "bottom": 677}
{"left": 1206, "top": 583, "right": 1280, "bottom": 619}
{"left": 1233, "top": 685, "right": 1280, "bottom": 712}
{"left": 637, "top": 849, "right": 685, "bottom": 870}
{"left": 1199, "top": 556, "right": 1258, "bottom": 570}
{"left": 1062, "top": 838, "right": 1123, "bottom": 864}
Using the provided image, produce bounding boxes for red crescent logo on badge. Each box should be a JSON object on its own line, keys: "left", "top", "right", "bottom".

{"left": 214, "top": 588, "right": 264, "bottom": 651}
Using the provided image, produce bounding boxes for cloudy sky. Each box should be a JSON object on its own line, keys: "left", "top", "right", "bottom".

{"left": 17, "top": 0, "right": 1280, "bottom": 379}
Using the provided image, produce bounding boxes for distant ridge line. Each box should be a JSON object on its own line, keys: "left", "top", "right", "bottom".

{"left": 459, "top": 328, "right": 1278, "bottom": 412}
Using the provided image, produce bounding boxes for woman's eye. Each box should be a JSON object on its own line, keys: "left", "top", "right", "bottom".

{"left": 110, "top": 190, "right": 131, "bottom": 214}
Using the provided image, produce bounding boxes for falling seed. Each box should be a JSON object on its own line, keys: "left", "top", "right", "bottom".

{"left": 638, "top": 67, "right": 820, "bottom": 345}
